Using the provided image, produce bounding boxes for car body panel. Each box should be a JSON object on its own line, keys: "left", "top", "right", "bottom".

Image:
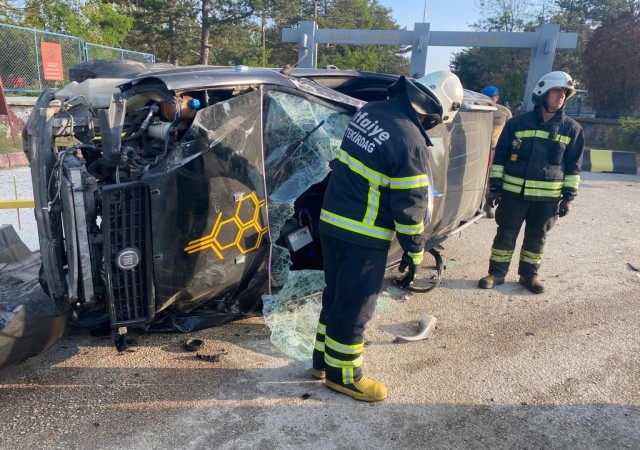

{"left": 5, "top": 62, "right": 494, "bottom": 369}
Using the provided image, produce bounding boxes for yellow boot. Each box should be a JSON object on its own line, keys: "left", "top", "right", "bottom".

{"left": 325, "top": 376, "right": 387, "bottom": 402}
{"left": 311, "top": 368, "right": 326, "bottom": 380}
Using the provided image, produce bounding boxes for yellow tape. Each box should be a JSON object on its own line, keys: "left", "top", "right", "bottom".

{"left": 0, "top": 199, "right": 35, "bottom": 209}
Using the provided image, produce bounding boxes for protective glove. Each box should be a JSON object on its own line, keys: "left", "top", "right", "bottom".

{"left": 558, "top": 197, "right": 572, "bottom": 217}
{"left": 485, "top": 189, "right": 501, "bottom": 208}
{"left": 398, "top": 250, "right": 424, "bottom": 289}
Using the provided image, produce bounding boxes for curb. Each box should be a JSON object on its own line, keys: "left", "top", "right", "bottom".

{"left": 0, "top": 152, "right": 29, "bottom": 169}
{"left": 581, "top": 148, "right": 638, "bottom": 175}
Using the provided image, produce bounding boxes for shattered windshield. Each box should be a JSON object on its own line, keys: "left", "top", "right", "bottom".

{"left": 263, "top": 90, "right": 352, "bottom": 287}
{"left": 261, "top": 90, "right": 354, "bottom": 361}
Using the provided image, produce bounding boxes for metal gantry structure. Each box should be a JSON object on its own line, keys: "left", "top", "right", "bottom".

{"left": 283, "top": 21, "right": 578, "bottom": 111}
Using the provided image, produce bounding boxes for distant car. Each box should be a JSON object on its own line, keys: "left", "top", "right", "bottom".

{"left": 12, "top": 60, "right": 494, "bottom": 367}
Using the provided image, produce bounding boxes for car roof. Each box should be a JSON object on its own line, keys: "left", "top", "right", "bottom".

{"left": 119, "top": 64, "right": 492, "bottom": 108}
{"left": 122, "top": 65, "right": 300, "bottom": 91}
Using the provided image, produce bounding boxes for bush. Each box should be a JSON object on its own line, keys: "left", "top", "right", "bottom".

{"left": 618, "top": 117, "right": 640, "bottom": 151}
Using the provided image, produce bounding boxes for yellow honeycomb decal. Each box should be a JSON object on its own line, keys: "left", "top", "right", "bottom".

{"left": 184, "top": 192, "right": 268, "bottom": 259}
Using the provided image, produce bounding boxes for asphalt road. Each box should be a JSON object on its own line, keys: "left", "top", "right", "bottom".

{"left": 0, "top": 170, "right": 639, "bottom": 449}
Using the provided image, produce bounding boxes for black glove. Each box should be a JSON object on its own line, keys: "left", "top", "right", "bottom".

{"left": 558, "top": 197, "right": 572, "bottom": 217}
{"left": 398, "top": 251, "right": 424, "bottom": 289}
{"left": 485, "top": 189, "right": 501, "bottom": 208}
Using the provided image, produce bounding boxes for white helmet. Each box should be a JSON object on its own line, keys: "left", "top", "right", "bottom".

{"left": 532, "top": 71, "right": 577, "bottom": 105}
{"left": 415, "top": 71, "right": 464, "bottom": 124}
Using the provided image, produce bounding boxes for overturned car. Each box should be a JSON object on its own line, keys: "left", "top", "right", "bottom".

{"left": 11, "top": 61, "right": 494, "bottom": 367}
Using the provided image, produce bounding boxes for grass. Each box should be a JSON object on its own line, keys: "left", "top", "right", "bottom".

{"left": 0, "top": 134, "right": 22, "bottom": 154}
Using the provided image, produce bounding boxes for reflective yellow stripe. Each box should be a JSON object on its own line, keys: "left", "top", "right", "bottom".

{"left": 320, "top": 209, "right": 394, "bottom": 241}
{"left": 364, "top": 185, "right": 380, "bottom": 225}
{"left": 316, "top": 323, "right": 326, "bottom": 334}
{"left": 524, "top": 180, "right": 563, "bottom": 198}
{"left": 337, "top": 150, "right": 389, "bottom": 186}
{"left": 563, "top": 174, "right": 580, "bottom": 189}
{"left": 503, "top": 181, "right": 523, "bottom": 194}
{"left": 394, "top": 220, "right": 425, "bottom": 236}
{"left": 490, "top": 164, "right": 504, "bottom": 178}
{"left": 389, "top": 174, "right": 429, "bottom": 189}
{"left": 503, "top": 185, "right": 521, "bottom": 194}
{"left": 503, "top": 174, "right": 524, "bottom": 186}
{"left": 515, "top": 129, "right": 571, "bottom": 144}
{"left": 343, "top": 367, "right": 355, "bottom": 385}
{"left": 338, "top": 149, "right": 429, "bottom": 190}
{"left": 490, "top": 247, "right": 513, "bottom": 263}
{"left": 326, "top": 336, "right": 364, "bottom": 355}
{"left": 524, "top": 187, "right": 562, "bottom": 198}
{"left": 314, "top": 341, "right": 325, "bottom": 352}
{"left": 516, "top": 130, "right": 547, "bottom": 139}
{"left": 324, "top": 353, "right": 364, "bottom": 369}
{"left": 520, "top": 249, "right": 543, "bottom": 265}
{"left": 525, "top": 179, "right": 563, "bottom": 189}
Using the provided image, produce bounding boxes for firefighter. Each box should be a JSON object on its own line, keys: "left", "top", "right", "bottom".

{"left": 312, "top": 71, "right": 464, "bottom": 402}
{"left": 479, "top": 71, "right": 585, "bottom": 294}
{"left": 482, "top": 85, "right": 513, "bottom": 218}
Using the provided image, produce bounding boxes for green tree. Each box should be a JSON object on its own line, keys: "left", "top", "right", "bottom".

{"left": 198, "top": 0, "right": 255, "bottom": 64}
{"left": 22, "top": 0, "right": 133, "bottom": 46}
{"left": 311, "top": 0, "right": 409, "bottom": 73}
{"left": 1, "top": 0, "right": 23, "bottom": 24}
{"left": 451, "top": 0, "right": 545, "bottom": 104}
{"left": 550, "top": 0, "right": 636, "bottom": 87}
{"left": 450, "top": 0, "right": 635, "bottom": 104}
{"left": 583, "top": 4, "right": 640, "bottom": 115}
{"left": 115, "top": 0, "right": 200, "bottom": 64}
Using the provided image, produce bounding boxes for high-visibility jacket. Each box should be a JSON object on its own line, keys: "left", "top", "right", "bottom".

{"left": 489, "top": 106, "right": 584, "bottom": 201}
{"left": 319, "top": 80, "right": 433, "bottom": 254}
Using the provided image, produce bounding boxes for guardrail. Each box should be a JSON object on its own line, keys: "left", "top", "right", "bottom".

{"left": 0, "top": 175, "right": 34, "bottom": 231}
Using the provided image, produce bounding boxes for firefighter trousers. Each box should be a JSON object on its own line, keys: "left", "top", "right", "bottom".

{"left": 313, "top": 233, "right": 388, "bottom": 385}
{"left": 488, "top": 195, "right": 559, "bottom": 278}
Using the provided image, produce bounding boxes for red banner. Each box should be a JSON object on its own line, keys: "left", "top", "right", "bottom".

{"left": 41, "top": 42, "right": 64, "bottom": 81}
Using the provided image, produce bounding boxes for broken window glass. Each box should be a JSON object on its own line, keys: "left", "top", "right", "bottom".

{"left": 263, "top": 90, "right": 351, "bottom": 286}
{"left": 262, "top": 91, "right": 352, "bottom": 362}
{"left": 262, "top": 270, "right": 326, "bottom": 366}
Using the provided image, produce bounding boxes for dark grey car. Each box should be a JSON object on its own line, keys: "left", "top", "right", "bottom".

{"left": 2, "top": 61, "right": 494, "bottom": 369}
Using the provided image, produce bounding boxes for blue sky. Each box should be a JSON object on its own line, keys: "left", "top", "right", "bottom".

{"left": 378, "top": 0, "right": 481, "bottom": 71}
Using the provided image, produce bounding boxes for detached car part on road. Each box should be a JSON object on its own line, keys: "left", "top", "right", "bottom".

{"left": 10, "top": 61, "right": 494, "bottom": 369}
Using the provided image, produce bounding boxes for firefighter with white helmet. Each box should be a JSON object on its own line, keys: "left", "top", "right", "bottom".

{"left": 479, "top": 70, "right": 584, "bottom": 294}
{"left": 312, "top": 71, "right": 463, "bottom": 401}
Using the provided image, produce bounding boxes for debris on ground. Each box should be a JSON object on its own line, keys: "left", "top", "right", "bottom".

{"left": 393, "top": 314, "right": 437, "bottom": 343}
{"left": 196, "top": 349, "right": 228, "bottom": 363}
{"left": 380, "top": 284, "right": 412, "bottom": 302}
{"left": 183, "top": 339, "right": 204, "bottom": 352}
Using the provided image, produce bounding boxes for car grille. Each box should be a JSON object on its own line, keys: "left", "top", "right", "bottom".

{"left": 103, "top": 182, "right": 155, "bottom": 326}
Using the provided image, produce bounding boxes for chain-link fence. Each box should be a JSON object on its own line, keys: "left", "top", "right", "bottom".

{"left": 0, "top": 23, "right": 155, "bottom": 94}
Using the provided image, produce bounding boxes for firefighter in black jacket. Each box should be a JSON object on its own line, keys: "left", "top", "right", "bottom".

{"left": 312, "top": 71, "right": 464, "bottom": 402}
{"left": 479, "top": 71, "right": 585, "bottom": 294}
